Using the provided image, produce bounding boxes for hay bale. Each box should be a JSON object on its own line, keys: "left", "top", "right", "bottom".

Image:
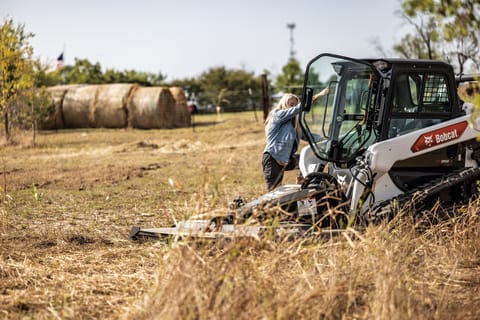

{"left": 127, "top": 87, "right": 176, "bottom": 129}
{"left": 90, "top": 84, "right": 135, "bottom": 128}
{"left": 62, "top": 85, "right": 100, "bottom": 128}
{"left": 169, "top": 87, "right": 191, "bottom": 128}
{"left": 40, "top": 84, "right": 82, "bottom": 129}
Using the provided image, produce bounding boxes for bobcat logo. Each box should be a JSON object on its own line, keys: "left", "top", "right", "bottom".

{"left": 424, "top": 135, "right": 433, "bottom": 147}
{"left": 337, "top": 174, "right": 347, "bottom": 187}
{"left": 411, "top": 121, "right": 468, "bottom": 153}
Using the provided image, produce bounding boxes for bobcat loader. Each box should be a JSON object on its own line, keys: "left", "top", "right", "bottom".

{"left": 130, "top": 53, "right": 480, "bottom": 240}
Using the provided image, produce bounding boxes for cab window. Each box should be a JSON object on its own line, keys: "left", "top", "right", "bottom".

{"left": 388, "top": 72, "right": 451, "bottom": 138}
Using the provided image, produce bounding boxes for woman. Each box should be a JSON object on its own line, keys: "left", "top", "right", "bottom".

{"left": 262, "top": 93, "right": 302, "bottom": 191}
{"left": 262, "top": 89, "right": 328, "bottom": 191}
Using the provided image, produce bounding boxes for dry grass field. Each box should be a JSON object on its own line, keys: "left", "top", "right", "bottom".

{"left": 1, "top": 111, "right": 479, "bottom": 319}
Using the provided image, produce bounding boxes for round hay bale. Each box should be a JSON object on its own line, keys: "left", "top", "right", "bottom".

{"left": 43, "top": 84, "right": 83, "bottom": 129}
{"left": 127, "top": 87, "right": 176, "bottom": 129}
{"left": 62, "top": 85, "right": 100, "bottom": 128}
{"left": 169, "top": 87, "right": 191, "bottom": 128}
{"left": 91, "top": 84, "right": 135, "bottom": 128}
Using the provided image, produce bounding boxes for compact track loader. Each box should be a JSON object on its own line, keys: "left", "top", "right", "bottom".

{"left": 130, "top": 53, "right": 480, "bottom": 241}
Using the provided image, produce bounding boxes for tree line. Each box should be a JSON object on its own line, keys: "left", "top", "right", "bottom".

{"left": 40, "top": 58, "right": 266, "bottom": 113}
{"left": 1, "top": 0, "right": 479, "bottom": 143}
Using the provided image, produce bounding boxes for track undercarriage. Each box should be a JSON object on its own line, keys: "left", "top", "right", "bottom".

{"left": 369, "top": 167, "right": 480, "bottom": 224}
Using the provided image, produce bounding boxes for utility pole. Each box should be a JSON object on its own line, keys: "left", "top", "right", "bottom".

{"left": 286, "top": 23, "right": 296, "bottom": 61}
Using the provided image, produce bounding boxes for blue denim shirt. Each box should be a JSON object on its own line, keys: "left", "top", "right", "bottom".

{"left": 263, "top": 104, "right": 301, "bottom": 164}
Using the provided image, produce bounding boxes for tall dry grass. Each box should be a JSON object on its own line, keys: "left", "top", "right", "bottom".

{"left": 129, "top": 200, "right": 480, "bottom": 320}
{"left": 1, "top": 112, "right": 479, "bottom": 319}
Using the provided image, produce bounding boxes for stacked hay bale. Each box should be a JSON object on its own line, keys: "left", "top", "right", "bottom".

{"left": 62, "top": 85, "right": 100, "bottom": 128}
{"left": 169, "top": 87, "right": 191, "bottom": 127}
{"left": 127, "top": 87, "right": 176, "bottom": 129}
{"left": 39, "top": 84, "right": 191, "bottom": 130}
{"left": 90, "top": 83, "right": 135, "bottom": 128}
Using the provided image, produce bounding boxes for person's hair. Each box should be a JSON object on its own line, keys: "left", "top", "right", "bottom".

{"left": 275, "top": 93, "right": 299, "bottom": 111}
{"left": 264, "top": 93, "right": 299, "bottom": 134}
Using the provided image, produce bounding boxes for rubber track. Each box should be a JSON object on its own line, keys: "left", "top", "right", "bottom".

{"left": 367, "top": 167, "right": 480, "bottom": 224}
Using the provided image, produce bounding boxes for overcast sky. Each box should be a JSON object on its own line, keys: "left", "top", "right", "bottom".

{"left": 3, "top": 0, "right": 406, "bottom": 81}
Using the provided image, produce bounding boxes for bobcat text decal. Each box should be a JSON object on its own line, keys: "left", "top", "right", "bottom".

{"left": 411, "top": 121, "right": 468, "bottom": 152}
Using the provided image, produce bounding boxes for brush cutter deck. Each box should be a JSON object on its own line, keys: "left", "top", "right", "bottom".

{"left": 129, "top": 221, "right": 321, "bottom": 240}
{"left": 129, "top": 183, "right": 348, "bottom": 241}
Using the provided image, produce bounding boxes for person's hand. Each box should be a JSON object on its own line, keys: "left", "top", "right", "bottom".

{"left": 312, "top": 87, "right": 329, "bottom": 101}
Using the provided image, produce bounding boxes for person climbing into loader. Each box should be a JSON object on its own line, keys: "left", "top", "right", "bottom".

{"left": 262, "top": 89, "right": 329, "bottom": 191}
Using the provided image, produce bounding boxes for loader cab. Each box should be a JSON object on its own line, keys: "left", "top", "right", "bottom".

{"left": 300, "top": 53, "right": 379, "bottom": 165}
{"left": 382, "top": 60, "right": 462, "bottom": 140}
{"left": 380, "top": 60, "right": 467, "bottom": 191}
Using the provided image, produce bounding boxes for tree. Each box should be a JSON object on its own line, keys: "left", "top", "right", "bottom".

{"left": 397, "top": 0, "right": 480, "bottom": 73}
{"left": 60, "top": 58, "right": 104, "bottom": 84}
{"left": 393, "top": 15, "right": 441, "bottom": 60}
{"left": 103, "top": 68, "right": 166, "bottom": 86}
{"left": 0, "top": 18, "right": 35, "bottom": 142}
{"left": 33, "top": 60, "right": 63, "bottom": 87}
{"left": 197, "top": 67, "right": 261, "bottom": 112}
{"left": 274, "top": 59, "right": 304, "bottom": 96}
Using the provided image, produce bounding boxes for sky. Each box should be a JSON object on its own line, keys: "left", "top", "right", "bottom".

{"left": 2, "top": 0, "right": 407, "bottom": 81}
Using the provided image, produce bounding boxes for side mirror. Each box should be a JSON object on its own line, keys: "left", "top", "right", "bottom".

{"left": 302, "top": 87, "right": 313, "bottom": 112}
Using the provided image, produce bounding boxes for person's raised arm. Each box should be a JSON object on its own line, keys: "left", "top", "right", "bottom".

{"left": 274, "top": 104, "right": 301, "bottom": 122}
{"left": 312, "top": 87, "right": 329, "bottom": 102}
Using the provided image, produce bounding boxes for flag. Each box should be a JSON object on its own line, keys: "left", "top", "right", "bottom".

{"left": 55, "top": 52, "right": 64, "bottom": 70}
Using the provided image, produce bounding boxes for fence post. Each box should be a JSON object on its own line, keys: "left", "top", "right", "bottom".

{"left": 261, "top": 74, "right": 270, "bottom": 122}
